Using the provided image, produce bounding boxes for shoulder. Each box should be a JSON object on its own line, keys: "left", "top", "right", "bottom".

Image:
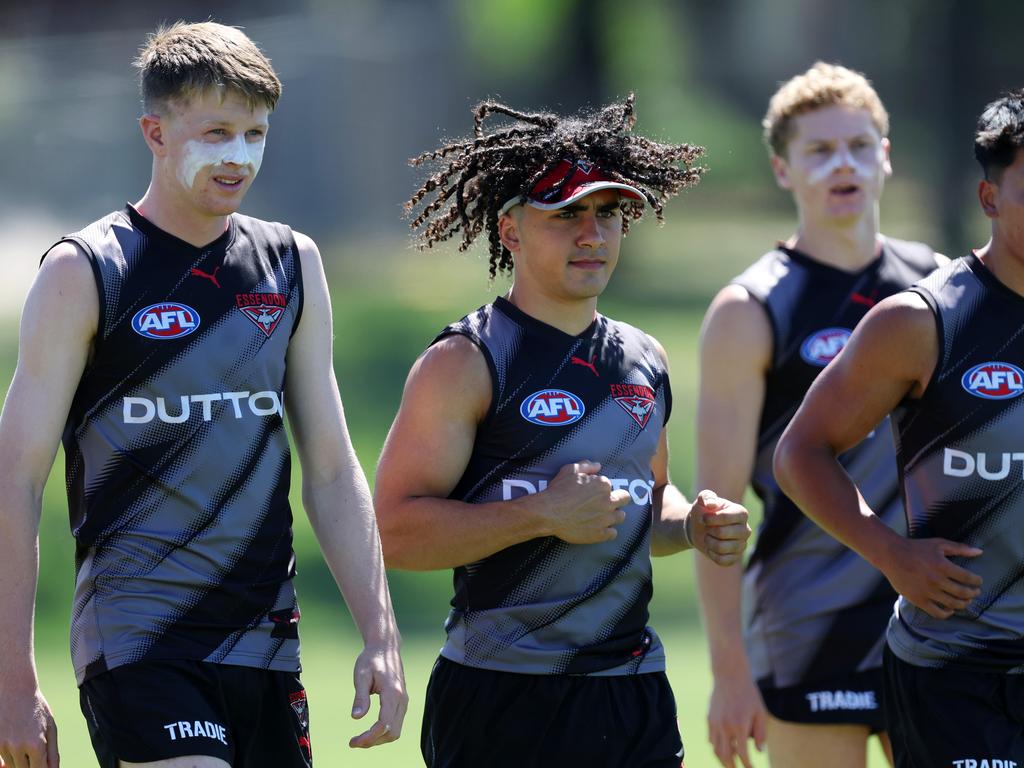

{"left": 853, "top": 290, "right": 936, "bottom": 348}
{"left": 27, "top": 241, "right": 98, "bottom": 335}
{"left": 881, "top": 236, "right": 944, "bottom": 273}
{"left": 38, "top": 240, "right": 98, "bottom": 298}
{"left": 407, "top": 332, "right": 492, "bottom": 422}
{"left": 731, "top": 248, "right": 792, "bottom": 300}
{"left": 701, "top": 283, "right": 772, "bottom": 348}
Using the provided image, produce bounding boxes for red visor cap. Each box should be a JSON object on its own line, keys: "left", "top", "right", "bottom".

{"left": 499, "top": 159, "right": 645, "bottom": 215}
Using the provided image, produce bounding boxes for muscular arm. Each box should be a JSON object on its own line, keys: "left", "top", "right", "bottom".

{"left": 647, "top": 333, "right": 750, "bottom": 562}
{"left": 774, "top": 292, "right": 983, "bottom": 619}
{"left": 0, "top": 242, "right": 97, "bottom": 768}
{"left": 374, "top": 333, "right": 633, "bottom": 571}
{"left": 694, "top": 285, "right": 770, "bottom": 768}
{"left": 284, "top": 233, "right": 406, "bottom": 748}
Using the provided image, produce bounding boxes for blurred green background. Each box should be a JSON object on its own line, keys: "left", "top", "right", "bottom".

{"left": 3, "top": 0, "right": 1019, "bottom": 765}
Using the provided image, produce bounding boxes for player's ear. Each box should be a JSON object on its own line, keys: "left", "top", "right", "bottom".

{"left": 499, "top": 210, "right": 522, "bottom": 253}
{"left": 881, "top": 137, "right": 893, "bottom": 178}
{"left": 978, "top": 178, "right": 999, "bottom": 219}
{"left": 139, "top": 113, "right": 168, "bottom": 157}
{"left": 770, "top": 153, "right": 792, "bottom": 190}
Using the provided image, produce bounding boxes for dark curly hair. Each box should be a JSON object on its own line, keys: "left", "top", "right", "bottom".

{"left": 405, "top": 94, "right": 706, "bottom": 278}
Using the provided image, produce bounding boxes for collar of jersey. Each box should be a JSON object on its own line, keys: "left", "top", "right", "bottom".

{"left": 124, "top": 203, "right": 236, "bottom": 256}
{"left": 493, "top": 296, "right": 601, "bottom": 342}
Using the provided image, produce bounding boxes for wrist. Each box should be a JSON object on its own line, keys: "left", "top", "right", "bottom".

{"left": 682, "top": 509, "right": 695, "bottom": 551}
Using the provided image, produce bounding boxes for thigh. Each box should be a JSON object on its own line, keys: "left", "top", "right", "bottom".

{"left": 765, "top": 717, "right": 870, "bottom": 768}
{"left": 884, "top": 647, "right": 1024, "bottom": 768}
{"left": 80, "top": 661, "right": 233, "bottom": 768}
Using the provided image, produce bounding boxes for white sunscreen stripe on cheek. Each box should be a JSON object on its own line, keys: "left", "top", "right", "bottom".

{"left": 177, "top": 136, "right": 265, "bottom": 189}
{"left": 805, "top": 144, "right": 876, "bottom": 185}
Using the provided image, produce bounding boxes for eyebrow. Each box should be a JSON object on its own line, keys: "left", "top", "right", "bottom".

{"left": 202, "top": 119, "right": 270, "bottom": 130}
{"left": 556, "top": 200, "right": 621, "bottom": 214}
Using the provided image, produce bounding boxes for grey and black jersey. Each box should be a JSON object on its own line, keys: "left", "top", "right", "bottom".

{"left": 889, "top": 253, "right": 1024, "bottom": 672}
{"left": 435, "top": 297, "right": 670, "bottom": 676}
{"left": 735, "top": 238, "right": 937, "bottom": 690}
{"left": 56, "top": 205, "right": 303, "bottom": 684}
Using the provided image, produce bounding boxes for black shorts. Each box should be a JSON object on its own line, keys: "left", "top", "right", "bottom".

{"left": 884, "top": 646, "right": 1024, "bottom": 768}
{"left": 758, "top": 668, "right": 886, "bottom": 732}
{"left": 422, "top": 656, "right": 684, "bottom": 768}
{"left": 79, "top": 660, "right": 312, "bottom": 767}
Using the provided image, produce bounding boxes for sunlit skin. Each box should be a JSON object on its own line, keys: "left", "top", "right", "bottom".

{"left": 136, "top": 88, "right": 270, "bottom": 247}
{"left": 498, "top": 189, "right": 623, "bottom": 334}
{"left": 771, "top": 104, "right": 891, "bottom": 247}
{"left": 977, "top": 147, "right": 1024, "bottom": 295}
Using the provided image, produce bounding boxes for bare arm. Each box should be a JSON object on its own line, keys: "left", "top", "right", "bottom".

{"left": 374, "top": 333, "right": 635, "bottom": 571}
{"left": 0, "top": 242, "right": 97, "bottom": 768}
{"left": 647, "top": 334, "right": 750, "bottom": 563}
{"left": 694, "top": 285, "right": 770, "bottom": 768}
{"left": 774, "top": 291, "right": 983, "bottom": 619}
{"left": 284, "top": 233, "right": 406, "bottom": 749}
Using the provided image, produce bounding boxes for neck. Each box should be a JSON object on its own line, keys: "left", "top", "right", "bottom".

{"left": 789, "top": 211, "right": 881, "bottom": 270}
{"left": 134, "top": 173, "right": 229, "bottom": 248}
{"left": 505, "top": 286, "right": 598, "bottom": 336}
{"left": 976, "top": 233, "right": 1024, "bottom": 297}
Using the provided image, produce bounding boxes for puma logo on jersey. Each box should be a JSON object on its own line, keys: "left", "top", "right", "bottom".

{"left": 961, "top": 362, "right": 1024, "bottom": 400}
{"left": 123, "top": 390, "right": 283, "bottom": 424}
{"left": 191, "top": 265, "right": 221, "bottom": 288}
{"left": 520, "top": 389, "right": 585, "bottom": 426}
{"left": 571, "top": 355, "right": 600, "bottom": 377}
{"left": 131, "top": 303, "right": 201, "bottom": 340}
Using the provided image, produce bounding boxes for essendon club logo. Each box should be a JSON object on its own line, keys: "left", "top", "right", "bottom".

{"left": 236, "top": 293, "right": 286, "bottom": 337}
{"left": 289, "top": 690, "right": 309, "bottom": 731}
{"left": 610, "top": 383, "right": 656, "bottom": 429}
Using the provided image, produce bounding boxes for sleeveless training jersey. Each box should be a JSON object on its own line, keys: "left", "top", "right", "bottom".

{"left": 889, "top": 253, "right": 1024, "bottom": 672}
{"left": 734, "top": 237, "right": 937, "bottom": 689}
{"left": 55, "top": 205, "right": 304, "bottom": 684}
{"left": 435, "top": 297, "right": 670, "bottom": 676}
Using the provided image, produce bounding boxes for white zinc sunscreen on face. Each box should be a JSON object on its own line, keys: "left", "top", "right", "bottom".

{"left": 177, "top": 134, "right": 265, "bottom": 189}
{"left": 805, "top": 142, "right": 879, "bottom": 185}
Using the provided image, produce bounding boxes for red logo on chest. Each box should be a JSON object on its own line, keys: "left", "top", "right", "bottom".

{"left": 236, "top": 293, "right": 287, "bottom": 337}
{"left": 610, "top": 383, "right": 656, "bottom": 429}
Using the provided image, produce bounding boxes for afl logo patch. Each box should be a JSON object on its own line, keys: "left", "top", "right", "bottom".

{"left": 131, "top": 302, "right": 200, "bottom": 340}
{"left": 520, "top": 389, "right": 585, "bottom": 426}
{"left": 800, "top": 327, "right": 851, "bottom": 367}
{"left": 961, "top": 362, "right": 1024, "bottom": 400}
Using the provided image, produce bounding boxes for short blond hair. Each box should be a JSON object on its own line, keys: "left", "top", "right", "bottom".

{"left": 135, "top": 21, "right": 281, "bottom": 113}
{"left": 763, "top": 62, "right": 888, "bottom": 158}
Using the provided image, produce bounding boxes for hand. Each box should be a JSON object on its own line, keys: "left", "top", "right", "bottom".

{"left": 348, "top": 642, "right": 408, "bottom": 749}
{"left": 689, "top": 490, "right": 751, "bottom": 566}
{"left": 537, "top": 461, "right": 630, "bottom": 544}
{"left": 0, "top": 685, "right": 59, "bottom": 768}
{"left": 883, "top": 537, "right": 983, "bottom": 619}
{"left": 707, "top": 670, "right": 766, "bottom": 768}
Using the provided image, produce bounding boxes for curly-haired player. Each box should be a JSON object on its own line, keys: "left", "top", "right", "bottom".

{"left": 376, "top": 95, "right": 750, "bottom": 768}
